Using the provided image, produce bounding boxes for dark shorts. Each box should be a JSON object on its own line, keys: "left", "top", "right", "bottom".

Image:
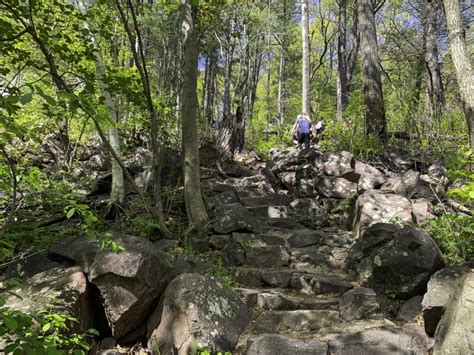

{"left": 298, "top": 132, "right": 311, "bottom": 148}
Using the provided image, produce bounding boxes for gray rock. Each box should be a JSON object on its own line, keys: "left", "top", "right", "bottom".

{"left": 329, "top": 324, "right": 432, "bottom": 354}
{"left": 433, "top": 270, "right": 474, "bottom": 355}
{"left": 173, "top": 254, "right": 215, "bottom": 276}
{"left": 355, "top": 160, "right": 386, "bottom": 192}
{"left": 340, "top": 287, "right": 381, "bottom": 321}
{"left": 291, "top": 273, "right": 353, "bottom": 295}
{"left": 288, "top": 230, "right": 325, "bottom": 248}
{"left": 208, "top": 189, "right": 241, "bottom": 207}
{"left": 249, "top": 205, "right": 289, "bottom": 219}
{"left": 351, "top": 192, "right": 414, "bottom": 238}
{"left": 234, "top": 268, "right": 263, "bottom": 288}
{"left": 261, "top": 270, "right": 294, "bottom": 288}
{"left": 411, "top": 198, "right": 436, "bottom": 225}
{"left": 213, "top": 203, "right": 262, "bottom": 234}
{"left": 1, "top": 266, "right": 93, "bottom": 336}
{"left": 422, "top": 265, "right": 471, "bottom": 336}
{"left": 241, "top": 194, "right": 291, "bottom": 208}
{"left": 147, "top": 274, "right": 250, "bottom": 354}
{"left": 245, "top": 334, "right": 328, "bottom": 355}
{"left": 347, "top": 223, "right": 444, "bottom": 299}
{"left": 209, "top": 235, "right": 234, "bottom": 250}
{"left": 50, "top": 235, "right": 171, "bottom": 339}
{"left": 253, "top": 310, "right": 340, "bottom": 333}
{"left": 5, "top": 253, "right": 60, "bottom": 280}
{"left": 393, "top": 170, "right": 420, "bottom": 198}
{"left": 316, "top": 151, "right": 355, "bottom": 176}
{"left": 246, "top": 245, "right": 290, "bottom": 267}
{"left": 397, "top": 296, "right": 423, "bottom": 322}
{"left": 316, "top": 177, "right": 357, "bottom": 199}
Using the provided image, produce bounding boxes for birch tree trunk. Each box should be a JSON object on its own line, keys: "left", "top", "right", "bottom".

{"left": 301, "top": 0, "right": 311, "bottom": 115}
{"left": 358, "top": 0, "right": 386, "bottom": 140}
{"left": 424, "top": 0, "right": 445, "bottom": 130}
{"left": 181, "top": 1, "right": 209, "bottom": 229}
{"left": 78, "top": 0, "right": 124, "bottom": 206}
{"left": 443, "top": 0, "right": 474, "bottom": 149}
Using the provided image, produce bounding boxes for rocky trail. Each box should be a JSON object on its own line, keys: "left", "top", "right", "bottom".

{"left": 1, "top": 146, "right": 472, "bottom": 354}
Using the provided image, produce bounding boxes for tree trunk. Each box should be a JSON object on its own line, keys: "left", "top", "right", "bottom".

{"left": 337, "top": 0, "right": 348, "bottom": 121}
{"left": 301, "top": 0, "right": 311, "bottom": 116}
{"left": 181, "top": 1, "right": 209, "bottom": 229}
{"left": 358, "top": 0, "right": 386, "bottom": 140}
{"left": 442, "top": 0, "right": 473, "bottom": 149}
{"left": 277, "top": 0, "right": 288, "bottom": 125}
{"left": 424, "top": 0, "right": 445, "bottom": 130}
{"left": 78, "top": 0, "right": 124, "bottom": 206}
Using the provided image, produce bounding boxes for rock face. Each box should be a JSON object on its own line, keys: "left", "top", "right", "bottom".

{"left": 422, "top": 265, "right": 471, "bottom": 336}
{"left": 347, "top": 223, "right": 444, "bottom": 299}
{"left": 147, "top": 274, "right": 250, "bottom": 355}
{"left": 244, "top": 334, "right": 328, "bottom": 355}
{"left": 50, "top": 235, "right": 172, "bottom": 339}
{"left": 1, "top": 266, "right": 93, "bottom": 335}
{"left": 433, "top": 271, "right": 474, "bottom": 355}
{"left": 329, "top": 324, "right": 432, "bottom": 354}
{"left": 352, "top": 192, "right": 413, "bottom": 237}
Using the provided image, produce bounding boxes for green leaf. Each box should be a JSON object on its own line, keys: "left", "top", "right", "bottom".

{"left": 66, "top": 208, "right": 76, "bottom": 219}
{"left": 20, "top": 92, "right": 33, "bottom": 105}
{"left": 42, "top": 322, "right": 51, "bottom": 332}
{"left": 5, "top": 316, "right": 18, "bottom": 331}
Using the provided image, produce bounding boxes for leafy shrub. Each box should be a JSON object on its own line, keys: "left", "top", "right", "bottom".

{"left": 426, "top": 214, "right": 474, "bottom": 264}
{"left": 0, "top": 295, "right": 97, "bottom": 355}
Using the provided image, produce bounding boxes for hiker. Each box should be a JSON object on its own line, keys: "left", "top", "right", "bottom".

{"left": 292, "top": 113, "right": 315, "bottom": 150}
{"left": 314, "top": 119, "right": 325, "bottom": 143}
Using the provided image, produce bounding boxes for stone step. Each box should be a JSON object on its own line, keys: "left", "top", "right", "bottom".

{"left": 235, "top": 288, "right": 340, "bottom": 311}
{"left": 233, "top": 267, "right": 354, "bottom": 296}
{"left": 248, "top": 205, "right": 290, "bottom": 219}
{"left": 290, "top": 272, "right": 354, "bottom": 295}
{"left": 241, "top": 194, "right": 291, "bottom": 208}
{"left": 243, "top": 334, "right": 328, "bottom": 355}
{"left": 252, "top": 310, "right": 341, "bottom": 334}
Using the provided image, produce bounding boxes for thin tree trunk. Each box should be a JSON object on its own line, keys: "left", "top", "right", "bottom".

{"left": 337, "top": 0, "right": 348, "bottom": 121}
{"left": 116, "top": 0, "right": 172, "bottom": 237}
{"left": 78, "top": 0, "right": 124, "bottom": 207}
{"left": 425, "top": 0, "right": 445, "bottom": 131}
{"left": 301, "top": 0, "right": 311, "bottom": 115}
{"left": 358, "top": 0, "right": 386, "bottom": 140}
{"left": 443, "top": 0, "right": 474, "bottom": 149}
{"left": 277, "top": 0, "right": 288, "bottom": 125}
{"left": 181, "top": 1, "right": 209, "bottom": 230}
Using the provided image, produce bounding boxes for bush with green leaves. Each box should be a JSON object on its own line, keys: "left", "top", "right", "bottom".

{"left": 426, "top": 214, "right": 474, "bottom": 264}
{"left": 0, "top": 295, "right": 97, "bottom": 355}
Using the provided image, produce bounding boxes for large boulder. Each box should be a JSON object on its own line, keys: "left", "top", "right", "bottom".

{"left": 354, "top": 161, "right": 386, "bottom": 192}
{"left": 50, "top": 235, "right": 172, "bottom": 339}
{"left": 147, "top": 274, "right": 250, "bottom": 354}
{"left": 1, "top": 266, "right": 93, "bottom": 335}
{"left": 329, "top": 324, "right": 432, "bottom": 354}
{"left": 316, "top": 151, "right": 355, "bottom": 176}
{"left": 351, "top": 192, "right": 413, "bottom": 238}
{"left": 433, "top": 270, "right": 474, "bottom": 355}
{"left": 347, "top": 223, "right": 444, "bottom": 299}
{"left": 316, "top": 177, "right": 357, "bottom": 199}
{"left": 213, "top": 203, "right": 262, "bottom": 234}
{"left": 422, "top": 265, "right": 471, "bottom": 336}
